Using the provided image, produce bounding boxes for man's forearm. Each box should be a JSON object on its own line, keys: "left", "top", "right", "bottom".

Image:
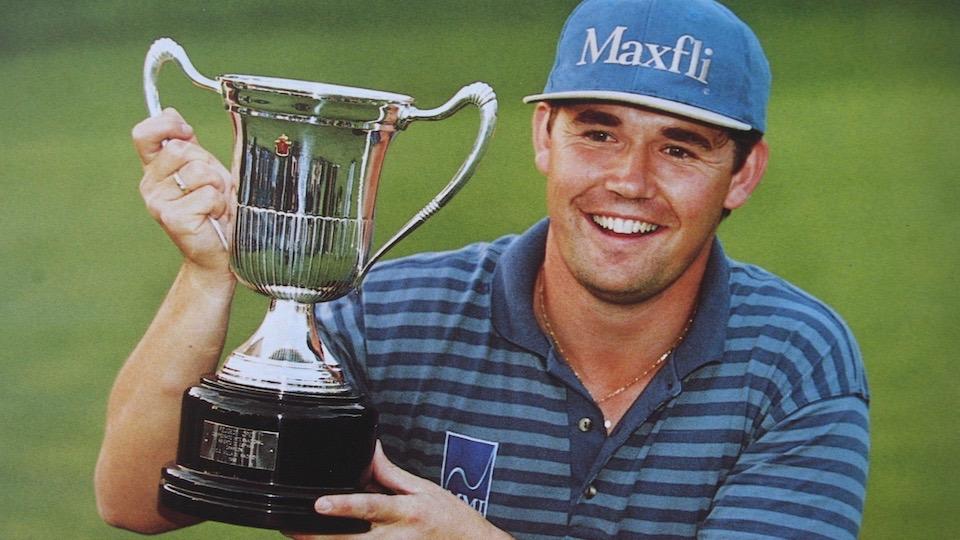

{"left": 95, "top": 263, "right": 235, "bottom": 533}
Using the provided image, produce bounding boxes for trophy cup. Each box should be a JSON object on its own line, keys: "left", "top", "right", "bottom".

{"left": 143, "top": 38, "right": 497, "bottom": 533}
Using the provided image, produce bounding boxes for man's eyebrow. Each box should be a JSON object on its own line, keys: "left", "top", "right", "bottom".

{"left": 661, "top": 127, "right": 716, "bottom": 150}
{"left": 571, "top": 109, "right": 622, "bottom": 127}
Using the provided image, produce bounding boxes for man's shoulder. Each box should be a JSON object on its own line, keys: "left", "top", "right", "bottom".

{"left": 364, "top": 233, "right": 519, "bottom": 289}
{"left": 724, "top": 258, "right": 868, "bottom": 402}
{"left": 727, "top": 260, "right": 850, "bottom": 338}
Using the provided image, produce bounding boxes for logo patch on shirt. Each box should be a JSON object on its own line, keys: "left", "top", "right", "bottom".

{"left": 441, "top": 431, "right": 499, "bottom": 516}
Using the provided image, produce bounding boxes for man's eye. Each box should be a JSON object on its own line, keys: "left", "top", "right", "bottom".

{"left": 664, "top": 145, "right": 694, "bottom": 159}
{"left": 583, "top": 130, "right": 614, "bottom": 143}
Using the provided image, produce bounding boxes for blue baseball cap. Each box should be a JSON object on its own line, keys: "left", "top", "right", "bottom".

{"left": 524, "top": 0, "right": 771, "bottom": 132}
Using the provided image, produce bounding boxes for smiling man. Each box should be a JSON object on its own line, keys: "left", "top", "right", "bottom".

{"left": 97, "top": 1, "right": 869, "bottom": 538}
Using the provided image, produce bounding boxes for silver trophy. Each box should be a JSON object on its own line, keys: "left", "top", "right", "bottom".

{"left": 142, "top": 38, "right": 496, "bottom": 532}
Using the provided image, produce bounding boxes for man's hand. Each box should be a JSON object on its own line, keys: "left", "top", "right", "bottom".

{"left": 285, "top": 443, "right": 512, "bottom": 540}
{"left": 132, "top": 107, "right": 234, "bottom": 276}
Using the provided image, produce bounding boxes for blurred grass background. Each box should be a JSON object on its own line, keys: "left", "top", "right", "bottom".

{"left": 0, "top": 1, "right": 956, "bottom": 538}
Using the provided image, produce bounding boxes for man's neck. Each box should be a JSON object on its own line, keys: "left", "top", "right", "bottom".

{"left": 536, "top": 234, "right": 710, "bottom": 390}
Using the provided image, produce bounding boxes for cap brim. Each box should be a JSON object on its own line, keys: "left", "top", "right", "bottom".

{"left": 522, "top": 90, "right": 753, "bottom": 131}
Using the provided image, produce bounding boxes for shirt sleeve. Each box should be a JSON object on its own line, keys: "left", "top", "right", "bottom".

{"left": 698, "top": 395, "right": 870, "bottom": 540}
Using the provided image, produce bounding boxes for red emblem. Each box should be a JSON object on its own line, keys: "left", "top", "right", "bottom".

{"left": 274, "top": 134, "right": 292, "bottom": 157}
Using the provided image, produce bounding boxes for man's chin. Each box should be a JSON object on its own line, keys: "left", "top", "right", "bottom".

{"left": 580, "top": 278, "right": 663, "bottom": 306}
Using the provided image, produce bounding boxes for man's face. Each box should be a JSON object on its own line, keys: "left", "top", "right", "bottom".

{"left": 533, "top": 102, "right": 765, "bottom": 304}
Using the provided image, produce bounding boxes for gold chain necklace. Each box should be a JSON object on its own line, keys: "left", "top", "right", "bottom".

{"left": 536, "top": 276, "right": 694, "bottom": 404}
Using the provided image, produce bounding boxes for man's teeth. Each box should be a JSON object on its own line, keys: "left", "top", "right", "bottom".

{"left": 592, "top": 215, "right": 659, "bottom": 235}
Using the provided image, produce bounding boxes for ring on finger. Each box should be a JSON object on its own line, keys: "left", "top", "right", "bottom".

{"left": 172, "top": 172, "right": 189, "bottom": 193}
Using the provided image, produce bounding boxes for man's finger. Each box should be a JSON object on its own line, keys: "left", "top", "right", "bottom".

{"left": 132, "top": 107, "right": 196, "bottom": 165}
{"left": 141, "top": 139, "right": 220, "bottom": 194}
{"left": 366, "top": 442, "right": 437, "bottom": 495}
{"left": 156, "top": 186, "right": 228, "bottom": 233}
{"left": 165, "top": 160, "right": 229, "bottom": 198}
{"left": 314, "top": 492, "right": 403, "bottom": 524}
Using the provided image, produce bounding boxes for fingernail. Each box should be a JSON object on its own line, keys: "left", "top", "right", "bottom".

{"left": 315, "top": 498, "right": 332, "bottom": 513}
{"left": 180, "top": 123, "right": 193, "bottom": 135}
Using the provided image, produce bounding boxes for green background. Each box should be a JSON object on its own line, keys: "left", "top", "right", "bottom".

{"left": 1, "top": 1, "right": 956, "bottom": 538}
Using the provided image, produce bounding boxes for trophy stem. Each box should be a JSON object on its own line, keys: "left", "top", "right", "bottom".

{"left": 218, "top": 299, "right": 354, "bottom": 395}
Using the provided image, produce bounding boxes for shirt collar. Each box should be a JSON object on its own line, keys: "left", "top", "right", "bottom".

{"left": 491, "top": 219, "right": 730, "bottom": 378}
{"left": 671, "top": 237, "right": 730, "bottom": 378}
{"left": 491, "top": 219, "right": 552, "bottom": 356}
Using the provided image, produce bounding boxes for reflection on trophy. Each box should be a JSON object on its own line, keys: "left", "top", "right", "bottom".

{"left": 143, "top": 38, "right": 497, "bottom": 533}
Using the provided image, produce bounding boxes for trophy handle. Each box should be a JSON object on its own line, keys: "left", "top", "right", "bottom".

{"left": 357, "top": 82, "right": 498, "bottom": 282}
{"left": 144, "top": 37, "right": 220, "bottom": 115}
{"left": 143, "top": 37, "right": 228, "bottom": 249}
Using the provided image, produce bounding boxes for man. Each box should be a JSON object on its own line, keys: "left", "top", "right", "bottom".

{"left": 96, "top": 0, "right": 869, "bottom": 538}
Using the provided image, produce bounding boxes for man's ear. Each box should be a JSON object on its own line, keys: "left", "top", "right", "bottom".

{"left": 724, "top": 138, "right": 768, "bottom": 210}
{"left": 532, "top": 102, "right": 553, "bottom": 175}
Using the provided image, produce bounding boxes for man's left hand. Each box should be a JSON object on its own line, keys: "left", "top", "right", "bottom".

{"left": 285, "top": 442, "right": 512, "bottom": 539}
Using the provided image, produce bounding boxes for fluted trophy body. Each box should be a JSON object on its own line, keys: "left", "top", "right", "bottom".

{"left": 141, "top": 39, "right": 497, "bottom": 533}
{"left": 226, "top": 76, "right": 405, "bottom": 303}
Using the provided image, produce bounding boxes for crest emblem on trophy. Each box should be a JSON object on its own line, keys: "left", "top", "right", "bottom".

{"left": 274, "top": 134, "right": 292, "bottom": 157}
{"left": 142, "top": 38, "right": 497, "bottom": 533}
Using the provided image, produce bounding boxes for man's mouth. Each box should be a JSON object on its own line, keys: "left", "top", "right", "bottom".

{"left": 591, "top": 214, "right": 660, "bottom": 235}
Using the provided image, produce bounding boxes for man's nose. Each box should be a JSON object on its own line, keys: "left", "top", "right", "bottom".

{"left": 604, "top": 151, "right": 656, "bottom": 199}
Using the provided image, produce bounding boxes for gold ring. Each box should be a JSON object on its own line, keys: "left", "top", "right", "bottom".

{"left": 172, "top": 172, "right": 188, "bottom": 193}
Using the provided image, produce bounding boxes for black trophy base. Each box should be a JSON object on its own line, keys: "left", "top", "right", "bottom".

{"left": 160, "top": 465, "right": 368, "bottom": 533}
{"left": 159, "top": 376, "right": 378, "bottom": 533}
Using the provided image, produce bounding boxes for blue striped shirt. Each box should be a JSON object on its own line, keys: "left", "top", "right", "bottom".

{"left": 319, "top": 219, "right": 869, "bottom": 539}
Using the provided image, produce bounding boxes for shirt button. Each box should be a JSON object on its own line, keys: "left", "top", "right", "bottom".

{"left": 584, "top": 484, "right": 598, "bottom": 499}
{"left": 577, "top": 417, "right": 593, "bottom": 432}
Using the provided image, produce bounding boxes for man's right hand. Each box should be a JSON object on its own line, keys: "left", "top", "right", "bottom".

{"left": 132, "top": 107, "right": 234, "bottom": 276}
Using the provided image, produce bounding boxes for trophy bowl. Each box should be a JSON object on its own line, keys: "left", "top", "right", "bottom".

{"left": 142, "top": 38, "right": 497, "bottom": 533}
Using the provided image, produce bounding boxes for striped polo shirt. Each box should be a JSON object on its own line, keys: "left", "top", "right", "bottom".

{"left": 319, "top": 219, "right": 869, "bottom": 539}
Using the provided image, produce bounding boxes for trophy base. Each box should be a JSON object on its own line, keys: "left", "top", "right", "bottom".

{"left": 160, "top": 376, "right": 378, "bottom": 533}
{"left": 160, "top": 465, "right": 368, "bottom": 533}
